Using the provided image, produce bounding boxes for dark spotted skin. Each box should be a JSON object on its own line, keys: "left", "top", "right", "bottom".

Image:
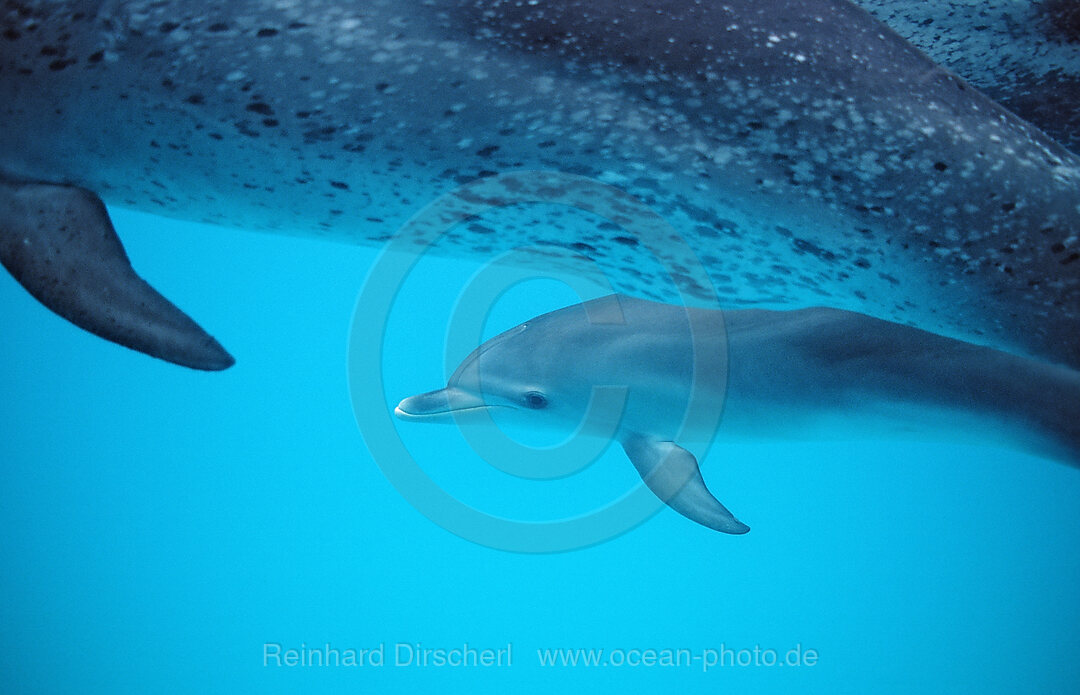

{"left": 1, "top": 0, "right": 1078, "bottom": 368}
{"left": 856, "top": 0, "right": 1080, "bottom": 155}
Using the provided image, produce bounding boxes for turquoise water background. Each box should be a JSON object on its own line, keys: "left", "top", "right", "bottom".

{"left": 3, "top": 206, "right": 1080, "bottom": 693}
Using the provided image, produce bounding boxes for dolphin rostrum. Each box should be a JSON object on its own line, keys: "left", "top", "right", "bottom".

{"left": 2, "top": 0, "right": 1078, "bottom": 369}
{"left": 396, "top": 295, "right": 1080, "bottom": 533}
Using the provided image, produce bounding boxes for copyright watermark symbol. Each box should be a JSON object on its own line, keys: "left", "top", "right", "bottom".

{"left": 347, "top": 171, "right": 726, "bottom": 552}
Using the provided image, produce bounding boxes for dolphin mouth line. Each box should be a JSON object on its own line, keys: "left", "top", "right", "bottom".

{"left": 393, "top": 403, "right": 512, "bottom": 420}
{"left": 394, "top": 386, "right": 519, "bottom": 421}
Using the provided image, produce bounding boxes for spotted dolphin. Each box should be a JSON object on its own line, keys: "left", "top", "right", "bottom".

{"left": 395, "top": 295, "right": 1080, "bottom": 533}
{"left": 853, "top": 0, "right": 1080, "bottom": 155}
{"left": 1, "top": 0, "right": 1078, "bottom": 368}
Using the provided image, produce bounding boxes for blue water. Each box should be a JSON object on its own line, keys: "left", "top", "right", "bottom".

{"left": 3, "top": 207, "right": 1080, "bottom": 694}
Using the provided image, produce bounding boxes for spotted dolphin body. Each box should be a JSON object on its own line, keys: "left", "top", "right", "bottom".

{"left": 854, "top": 0, "right": 1080, "bottom": 155}
{"left": 396, "top": 295, "right": 1080, "bottom": 533}
{"left": 0, "top": 0, "right": 1078, "bottom": 369}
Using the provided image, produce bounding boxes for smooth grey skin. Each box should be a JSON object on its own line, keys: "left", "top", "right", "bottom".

{"left": 0, "top": 177, "right": 233, "bottom": 369}
{"left": 396, "top": 295, "right": 1080, "bottom": 534}
{"left": 1, "top": 1, "right": 1078, "bottom": 370}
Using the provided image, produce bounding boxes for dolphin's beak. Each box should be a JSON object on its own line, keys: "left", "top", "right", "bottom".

{"left": 394, "top": 387, "right": 491, "bottom": 423}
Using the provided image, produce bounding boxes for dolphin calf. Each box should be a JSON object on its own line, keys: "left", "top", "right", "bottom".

{"left": 395, "top": 295, "right": 1080, "bottom": 533}
{"left": 1, "top": 0, "right": 1078, "bottom": 369}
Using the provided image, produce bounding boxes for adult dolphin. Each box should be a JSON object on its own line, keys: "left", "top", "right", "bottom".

{"left": 853, "top": 0, "right": 1080, "bottom": 155}
{"left": 1, "top": 0, "right": 1078, "bottom": 368}
{"left": 395, "top": 295, "right": 1080, "bottom": 533}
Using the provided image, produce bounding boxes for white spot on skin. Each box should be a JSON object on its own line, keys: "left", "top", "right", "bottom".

{"left": 790, "top": 161, "right": 816, "bottom": 183}
{"left": 711, "top": 147, "right": 734, "bottom": 166}
{"left": 855, "top": 152, "right": 885, "bottom": 180}
{"left": 528, "top": 75, "right": 557, "bottom": 97}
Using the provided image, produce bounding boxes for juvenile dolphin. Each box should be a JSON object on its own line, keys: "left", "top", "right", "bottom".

{"left": 395, "top": 295, "right": 1080, "bottom": 533}
{"left": 1, "top": 0, "right": 1078, "bottom": 368}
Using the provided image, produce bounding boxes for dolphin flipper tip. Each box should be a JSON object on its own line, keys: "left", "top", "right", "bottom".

{"left": 0, "top": 178, "right": 234, "bottom": 370}
{"left": 622, "top": 436, "right": 750, "bottom": 535}
{"left": 679, "top": 493, "right": 750, "bottom": 535}
{"left": 178, "top": 332, "right": 235, "bottom": 371}
{"left": 720, "top": 518, "right": 751, "bottom": 535}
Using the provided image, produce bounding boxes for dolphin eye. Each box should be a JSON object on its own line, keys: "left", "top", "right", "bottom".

{"left": 523, "top": 391, "right": 548, "bottom": 409}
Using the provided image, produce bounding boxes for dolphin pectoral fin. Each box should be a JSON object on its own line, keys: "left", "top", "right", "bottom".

{"left": 622, "top": 436, "right": 749, "bottom": 535}
{"left": 0, "top": 178, "right": 234, "bottom": 370}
